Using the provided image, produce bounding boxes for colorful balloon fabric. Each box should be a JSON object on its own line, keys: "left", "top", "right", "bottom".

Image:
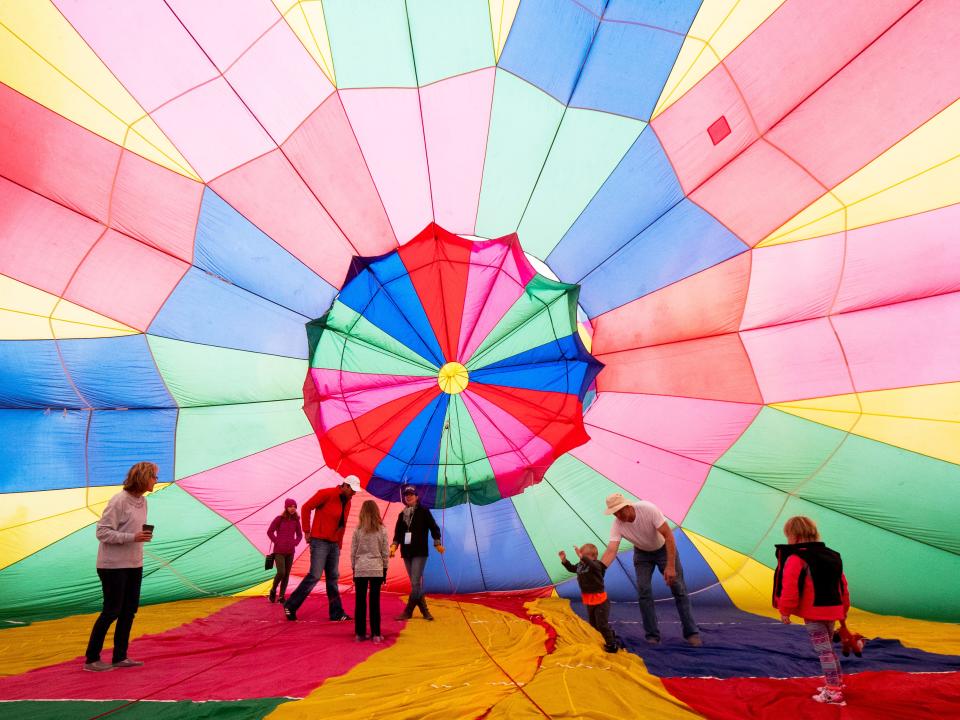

{"left": 303, "top": 225, "right": 602, "bottom": 507}
{"left": 2, "top": 0, "right": 960, "bottom": 717}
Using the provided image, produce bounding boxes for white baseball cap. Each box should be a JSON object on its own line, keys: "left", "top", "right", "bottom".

{"left": 342, "top": 475, "right": 361, "bottom": 492}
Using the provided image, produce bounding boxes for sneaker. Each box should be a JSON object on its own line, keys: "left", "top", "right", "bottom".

{"left": 422, "top": 613, "right": 435, "bottom": 621}
{"left": 112, "top": 658, "right": 144, "bottom": 668}
{"left": 817, "top": 683, "right": 847, "bottom": 693}
{"left": 603, "top": 642, "right": 619, "bottom": 654}
{"left": 355, "top": 634, "right": 368, "bottom": 642}
{"left": 83, "top": 661, "right": 114, "bottom": 672}
{"left": 268, "top": 591, "right": 276, "bottom": 603}
{"left": 283, "top": 605, "right": 297, "bottom": 622}
{"left": 685, "top": 634, "right": 703, "bottom": 647}
{"left": 372, "top": 635, "right": 384, "bottom": 644}
{"left": 645, "top": 636, "right": 661, "bottom": 645}
{"left": 812, "top": 687, "right": 846, "bottom": 706}
{"left": 394, "top": 613, "right": 412, "bottom": 621}
{"left": 334, "top": 614, "right": 351, "bottom": 622}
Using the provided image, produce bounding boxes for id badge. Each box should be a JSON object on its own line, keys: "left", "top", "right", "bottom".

{"left": 404, "top": 532, "right": 412, "bottom": 545}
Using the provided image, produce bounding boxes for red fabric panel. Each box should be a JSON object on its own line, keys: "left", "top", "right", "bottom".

{"left": 210, "top": 148, "right": 358, "bottom": 287}
{"left": 591, "top": 253, "right": 751, "bottom": 352}
{"left": 319, "top": 385, "right": 440, "bottom": 479}
{"left": 662, "top": 671, "right": 960, "bottom": 720}
{"left": 398, "top": 224, "right": 474, "bottom": 362}
{"left": 595, "top": 333, "right": 763, "bottom": 404}
{"left": 0, "top": 84, "right": 201, "bottom": 262}
{"left": 0, "top": 596, "right": 407, "bottom": 700}
{"left": 467, "top": 383, "right": 589, "bottom": 458}
{"left": 281, "top": 93, "right": 398, "bottom": 255}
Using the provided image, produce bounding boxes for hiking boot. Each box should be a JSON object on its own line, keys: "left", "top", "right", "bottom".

{"left": 394, "top": 613, "right": 412, "bottom": 621}
{"left": 112, "top": 658, "right": 144, "bottom": 668}
{"left": 812, "top": 687, "right": 846, "bottom": 706}
{"left": 603, "top": 642, "right": 619, "bottom": 653}
{"left": 83, "top": 661, "right": 114, "bottom": 672}
{"left": 422, "top": 613, "right": 435, "bottom": 621}
{"left": 268, "top": 590, "right": 276, "bottom": 603}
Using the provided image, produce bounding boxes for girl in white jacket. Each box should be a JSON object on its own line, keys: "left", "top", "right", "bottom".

{"left": 350, "top": 500, "right": 389, "bottom": 642}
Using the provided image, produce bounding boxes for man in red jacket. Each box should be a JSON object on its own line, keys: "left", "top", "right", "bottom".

{"left": 283, "top": 475, "right": 360, "bottom": 622}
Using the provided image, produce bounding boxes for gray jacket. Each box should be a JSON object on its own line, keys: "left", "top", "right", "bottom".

{"left": 350, "top": 526, "right": 389, "bottom": 578}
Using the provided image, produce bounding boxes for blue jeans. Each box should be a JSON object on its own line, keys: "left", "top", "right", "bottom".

{"left": 634, "top": 546, "right": 699, "bottom": 640}
{"left": 402, "top": 555, "right": 429, "bottom": 617}
{"left": 284, "top": 539, "right": 345, "bottom": 619}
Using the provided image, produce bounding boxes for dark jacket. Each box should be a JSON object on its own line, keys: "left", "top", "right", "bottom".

{"left": 773, "top": 541, "right": 850, "bottom": 621}
{"left": 392, "top": 504, "right": 441, "bottom": 559}
{"left": 561, "top": 556, "right": 607, "bottom": 596}
{"left": 267, "top": 513, "right": 302, "bottom": 555}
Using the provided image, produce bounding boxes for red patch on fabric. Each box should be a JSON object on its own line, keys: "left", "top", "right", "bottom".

{"left": 435, "top": 589, "right": 559, "bottom": 656}
{"left": 663, "top": 670, "right": 960, "bottom": 719}
{"left": 708, "top": 115, "right": 731, "bottom": 145}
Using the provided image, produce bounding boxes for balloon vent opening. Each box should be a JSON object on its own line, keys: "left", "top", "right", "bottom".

{"left": 438, "top": 362, "right": 469, "bottom": 394}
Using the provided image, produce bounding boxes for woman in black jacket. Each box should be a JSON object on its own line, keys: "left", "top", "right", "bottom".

{"left": 390, "top": 485, "right": 444, "bottom": 620}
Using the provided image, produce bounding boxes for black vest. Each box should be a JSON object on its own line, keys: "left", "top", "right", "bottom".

{"left": 773, "top": 541, "right": 843, "bottom": 607}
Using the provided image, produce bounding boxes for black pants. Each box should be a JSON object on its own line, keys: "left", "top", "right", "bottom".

{"left": 270, "top": 553, "right": 294, "bottom": 599}
{"left": 85, "top": 567, "right": 143, "bottom": 663}
{"left": 354, "top": 577, "right": 383, "bottom": 637}
{"left": 587, "top": 599, "right": 617, "bottom": 647}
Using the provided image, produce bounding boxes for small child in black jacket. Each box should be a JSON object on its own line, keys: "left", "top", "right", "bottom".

{"left": 559, "top": 543, "right": 620, "bottom": 653}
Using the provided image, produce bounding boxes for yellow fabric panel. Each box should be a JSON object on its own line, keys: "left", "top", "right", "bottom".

{"left": 686, "top": 530, "right": 960, "bottom": 655}
{"left": 234, "top": 578, "right": 274, "bottom": 597}
{"left": 0, "top": 597, "right": 239, "bottom": 676}
{"left": 773, "top": 384, "right": 960, "bottom": 464}
{"left": 274, "top": 0, "right": 336, "bottom": 85}
{"left": 652, "top": 0, "right": 785, "bottom": 119}
{"left": 0, "top": 275, "right": 137, "bottom": 340}
{"left": 0, "top": 484, "right": 170, "bottom": 570}
{"left": 759, "top": 100, "right": 960, "bottom": 246}
{"left": 489, "top": 0, "right": 521, "bottom": 62}
{"left": 577, "top": 322, "right": 592, "bottom": 353}
{"left": 488, "top": 597, "right": 700, "bottom": 719}
{"left": 269, "top": 597, "right": 548, "bottom": 719}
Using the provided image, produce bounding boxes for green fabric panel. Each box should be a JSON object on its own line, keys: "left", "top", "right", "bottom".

{"left": 466, "top": 277, "right": 577, "bottom": 370}
{"left": 475, "top": 69, "right": 565, "bottom": 239}
{"left": 800, "top": 433, "right": 960, "bottom": 555}
{"left": 3, "top": 699, "right": 290, "bottom": 719}
{"left": 714, "top": 407, "right": 845, "bottom": 492}
{"left": 323, "top": 0, "right": 416, "bottom": 88}
{"left": 512, "top": 454, "right": 632, "bottom": 584}
{"left": 313, "top": 301, "right": 437, "bottom": 375}
{"left": 518, "top": 109, "right": 645, "bottom": 260}
{"left": 175, "top": 400, "right": 311, "bottom": 479}
{"left": 436, "top": 394, "right": 499, "bottom": 507}
{"left": 682, "top": 466, "right": 787, "bottom": 560}
{"left": 757, "top": 496, "right": 960, "bottom": 622}
{"left": 148, "top": 335, "right": 307, "bottom": 408}
{"left": 407, "top": 0, "right": 494, "bottom": 86}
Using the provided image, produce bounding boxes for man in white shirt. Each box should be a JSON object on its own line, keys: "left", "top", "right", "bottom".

{"left": 600, "top": 493, "right": 701, "bottom": 646}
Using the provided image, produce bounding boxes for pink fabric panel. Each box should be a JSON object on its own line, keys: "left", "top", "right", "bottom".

{"left": 740, "top": 317, "right": 854, "bottom": 403}
{"left": 834, "top": 204, "right": 960, "bottom": 314}
{"left": 282, "top": 95, "right": 398, "bottom": 255}
{"left": 340, "top": 88, "right": 433, "bottom": 242}
{"left": 0, "top": 179, "right": 102, "bottom": 294}
{"left": 689, "top": 139, "right": 827, "bottom": 246}
{"left": 165, "top": 0, "right": 277, "bottom": 70}
{"left": 225, "top": 21, "right": 335, "bottom": 143}
{"left": 584, "top": 392, "right": 760, "bottom": 465}
{"left": 54, "top": 0, "right": 216, "bottom": 111}
{"left": 421, "top": 68, "right": 495, "bottom": 234}
{"left": 210, "top": 149, "right": 355, "bottom": 286}
{"left": 312, "top": 372, "right": 437, "bottom": 431}
{"left": 461, "top": 390, "right": 552, "bottom": 462}
{"left": 64, "top": 230, "right": 189, "bottom": 330}
{"left": 833, "top": 292, "right": 960, "bottom": 392}
{"left": 592, "top": 253, "right": 751, "bottom": 351}
{"left": 111, "top": 149, "right": 203, "bottom": 262}
{"left": 311, "top": 369, "right": 436, "bottom": 395}
{"left": 570, "top": 426, "right": 709, "bottom": 523}
{"left": 151, "top": 77, "right": 275, "bottom": 180}
{"left": 741, "top": 234, "right": 844, "bottom": 330}
{"left": 768, "top": 0, "right": 960, "bottom": 189}
{"left": 459, "top": 242, "right": 523, "bottom": 361}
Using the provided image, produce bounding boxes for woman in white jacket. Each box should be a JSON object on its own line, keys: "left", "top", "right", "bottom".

{"left": 83, "top": 462, "right": 157, "bottom": 672}
{"left": 350, "top": 500, "right": 389, "bottom": 643}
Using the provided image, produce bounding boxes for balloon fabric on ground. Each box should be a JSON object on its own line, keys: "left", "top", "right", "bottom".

{"left": 1, "top": 0, "right": 959, "bottom": 718}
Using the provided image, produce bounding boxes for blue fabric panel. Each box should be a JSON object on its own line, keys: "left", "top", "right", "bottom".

{"left": 194, "top": 188, "right": 336, "bottom": 319}
{"left": 471, "top": 500, "right": 551, "bottom": 591}
{"left": 498, "top": 0, "right": 603, "bottom": 103}
{"left": 338, "top": 253, "right": 444, "bottom": 367}
{"left": 87, "top": 409, "right": 176, "bottom": 488}
{"left": 576, "top": 199, "right": 748, "bottom": 316}
{"left": 58, "top": 335, "right": 173, "bottom": 409}
{"left": 604, "top": 0, "right": 703, "bottom": 31}
{"left": 570, "top": 13, "right": 693, "bottom": 120}
{"left": 148, "top": 268, "right": 311, "bottom": 359}
{"left": 548, "top": 128, "right": 684, "bottom": 281}
{"left": 373, "top": 393, "right": 448, "bottom": 487}
{"left": 422, "top": 503, "right": 485, "bottom": 593}
{"left": 0, "top": 341, "right": 81, "bottom": 408}
{"left": 470, "top": 334, "right": 599, "bottom": 397}
{"left": 0, "top": 409, "right": 86, "bottom": 492}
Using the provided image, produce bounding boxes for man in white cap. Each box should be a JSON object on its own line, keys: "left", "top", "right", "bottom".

{"left": 600, "top": 493, "right": 701, "bottom": 646}
{"left": 283, "top": 475, "right": 361, "bottom": 622}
